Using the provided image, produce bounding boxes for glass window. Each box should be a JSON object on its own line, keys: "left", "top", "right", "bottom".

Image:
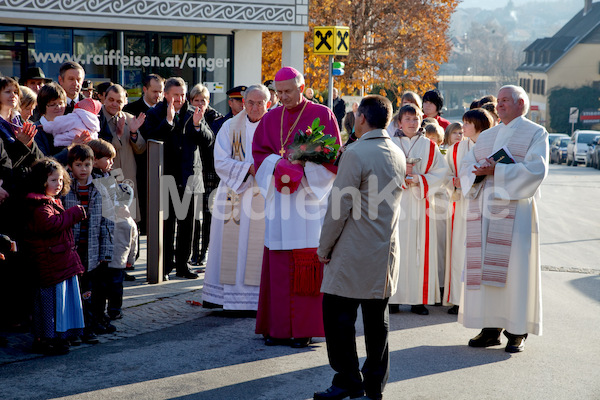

{"left": 73, "top": 29, "right": 115, "bottom": 81}
{"left": 0, "top": 25, "right": 232, "bottom": 114}
{"left": 27, "top": 27, "right": 72, "bottom": 81}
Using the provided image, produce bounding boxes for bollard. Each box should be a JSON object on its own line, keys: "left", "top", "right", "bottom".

{"left": 147, "top": 140, "right": 164, "bottom": 284}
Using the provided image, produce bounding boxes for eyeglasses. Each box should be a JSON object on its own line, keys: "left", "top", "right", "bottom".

{"left": 246, "top": 100, "right": 266, "bottom": 108}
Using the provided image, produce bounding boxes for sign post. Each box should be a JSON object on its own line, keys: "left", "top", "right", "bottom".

{"left": 314, "top": 26, "right": 349, "bottom": 109}
{"left": 569, "top": 107, "right": 579, "bottom": 135}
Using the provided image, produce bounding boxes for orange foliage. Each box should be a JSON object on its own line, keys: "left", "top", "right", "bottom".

{"left": 262, "top": 0, "right": 459, "bottom": 102}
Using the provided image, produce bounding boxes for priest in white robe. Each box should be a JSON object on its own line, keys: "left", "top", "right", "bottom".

{"left": 458, "top": 85, "right": 548, "bottom": 353}
{"left": 202, "top": 85, "right": 271, "bottom": 311}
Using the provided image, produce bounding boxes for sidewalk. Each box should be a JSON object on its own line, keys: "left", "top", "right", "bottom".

{"left": 1, "top": 234, "right": 598, "bottom": 367}
{"left": 0, "top": 237, "right": 210, "bottom": 365}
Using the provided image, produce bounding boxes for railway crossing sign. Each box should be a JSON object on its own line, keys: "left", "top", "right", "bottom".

{"left": 314, "top": 26, "right": 349, "bottom": 55}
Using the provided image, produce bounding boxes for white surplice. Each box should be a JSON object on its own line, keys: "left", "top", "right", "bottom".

{"left": 443, "top": 139, "right": 474, "bottom": 306}
{"left": 458, "top": 116, "right": 548, "bottom": 335}
{"left": 390, "top": 134, "right": 449, "bottom": 305}
{"left": 255, "top": 155, "right": 336, "bottom": 250}
{"left": 202, "top": 115, "right": 263, "bottom": 310}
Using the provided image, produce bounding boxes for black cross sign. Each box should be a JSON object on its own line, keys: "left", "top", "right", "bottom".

{"left": 337, "top": 31, "right": 349, "bottom": 51}
{"left": 315, "top": 30, "right": 333, "bottom": 51}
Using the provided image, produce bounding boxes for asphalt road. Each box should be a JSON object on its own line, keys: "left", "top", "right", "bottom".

{"left": 0, "top": 164, "right": 599, "bottom": 400}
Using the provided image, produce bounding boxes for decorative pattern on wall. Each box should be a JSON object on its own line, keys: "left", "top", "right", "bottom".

{"left": 0, "top": 0, "right": 309, "bottom": 26}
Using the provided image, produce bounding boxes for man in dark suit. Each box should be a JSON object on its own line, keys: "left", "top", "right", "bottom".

{"left": 123, "top": 74, "right": 164, "bottom": 117}
{"left": 331, "top": 88, "right": 346, "bottom": 129}
{"left": 58, "top": 61, "right": 85, "bottom": 114}
{"left": 141, "top": 77, "right": 213, "bottom": 279}
{"left": 124, "top": 74, "right": 164, "bottom": 234}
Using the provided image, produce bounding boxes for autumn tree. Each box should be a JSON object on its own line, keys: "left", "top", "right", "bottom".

{"left": 262, "top": 0, "right": 459, "bottom": 106}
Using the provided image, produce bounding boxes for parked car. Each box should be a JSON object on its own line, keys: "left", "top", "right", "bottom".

{"left": 587, "top": 136, "right": 600, "bottom": 168}
{"left": 548, "top": 132, "right": 568, "bottom": 145}
{"left": 584, "top": 136, "right": 599, "bottom": 167}
{"left": 566, "top": 130, "right": 600, "bottom": 166}
{"left": 550, "top": 137, "right": 570, "bottom": 164}
{"left": 594, "top": 138, "right": 600, "bottom": 170}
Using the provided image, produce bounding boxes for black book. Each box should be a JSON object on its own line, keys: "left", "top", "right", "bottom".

{"left": 474, "top": 147, "right": 515, "bottom": 183}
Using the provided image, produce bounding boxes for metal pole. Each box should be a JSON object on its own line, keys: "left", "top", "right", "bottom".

{"left": 120, "top": 31, "right": 125, "bottom": 85}
{"left": 327, "top": 55, "right": 334, "bottom": 109}
{"left": 147, "top": 140, "right": 164, "bottom": 284}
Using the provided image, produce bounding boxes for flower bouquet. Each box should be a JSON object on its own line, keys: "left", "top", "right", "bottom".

{"left": 286, "top": 118, "right": 340, "bottom": 164}
{"left": 274, "top": 118, "right": 339, "bottom": 194}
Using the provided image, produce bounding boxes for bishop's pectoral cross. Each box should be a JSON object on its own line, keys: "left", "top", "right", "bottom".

{"left": 279, "top": 147, "right": 286, "bottom": 157}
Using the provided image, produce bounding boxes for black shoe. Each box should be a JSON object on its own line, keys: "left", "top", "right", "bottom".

{"left": 314, "top": 385, "right": 365, "bottom": 400}
{"left": 108, "top": 311, "right": 123, "bottom": 320}
{"left": 69, "top": 336, "right": 82, "bottom": 346}
{"left": 202, "top": 301, "right": 222, "bottom": 309}
{"left": 264, "top": 336, "right": 290, "bottom": 346}
{"left": 410, "top": 305, "right": 429, "bottom": 315}
{"left": 94, "top": 322, "right": 117, "bottom": 335}
{"left": 45, "top": 339, "right": 70, "bottom": 356}
{"left": 291, "top": 337, "right": 311, "bottom": 348}
{"left": 504, "top": 331, "right": 527, "bottom": 353}
{"left": 389, "top": 304, "right": 400, "bottom": 314}
{"left": 32, "top": 338, "right": 49, "bottom": 354}
{"left": 468, "top": 328, "right": 502, "bottom": 347}
{"left": 124, "top": 272, "right": 136, "bottom": 281}
{"left": 175, "top": 270, "right": 199, "bottom": 279}
{"left": 81, "top": 332, "right": 99, "bottom": 344}
{"left": 448, "top": 305, "right": 459, "bottom": 315}
{"left": 198, "top": 254, "right": 207, "bottom": 265}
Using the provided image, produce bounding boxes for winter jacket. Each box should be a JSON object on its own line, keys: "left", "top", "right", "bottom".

{"left": 62, "top": 175, "right": 114, "bottom": 271}
{"left": 23, "top": 193, "right": 86, "bottom": 287}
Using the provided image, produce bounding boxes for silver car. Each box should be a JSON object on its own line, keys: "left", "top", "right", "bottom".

{"left": 567, "top": 130, "right": 600, "bottom": 166}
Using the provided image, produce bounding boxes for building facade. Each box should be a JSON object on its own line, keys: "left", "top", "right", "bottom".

{"left": 0, "top": 0, "right": 309, "bottom": 113}
{"left": 516, "top": 0, "right": 600, "bottom": 128}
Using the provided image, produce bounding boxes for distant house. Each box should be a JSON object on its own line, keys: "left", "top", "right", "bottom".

{"left": 516, "top": 0, "right": 600, "bottom": 128}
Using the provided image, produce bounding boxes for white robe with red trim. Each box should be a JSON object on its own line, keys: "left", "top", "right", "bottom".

{"left": 458, "top": 117, "right": 547, "bottom": 335}
{"left": 390, "top": 134, "right": 449, "bottom": 305}
{"left": 443, "top": 139, "right": 474, "bottom": 306}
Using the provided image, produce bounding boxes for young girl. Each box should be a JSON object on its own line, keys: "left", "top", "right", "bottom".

{"left": 443, "top": 122, "right": 464, "bottom": 150}
{"left": 444, "top": 109, "right": 494, "bottom": 315}
{"left": 24, "top": 158, "right": 87, "bottom": 355}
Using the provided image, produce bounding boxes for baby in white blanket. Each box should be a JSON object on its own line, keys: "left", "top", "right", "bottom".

{"left": 42, "top": 98, "right": 101, "bottom": 147}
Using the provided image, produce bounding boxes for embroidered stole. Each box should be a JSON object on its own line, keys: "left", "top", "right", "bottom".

{"left": 465, "top": 123, "right": 536, "bottom": 289}
{"left": 220, "top": 111, "right": 266, "bottom": 286}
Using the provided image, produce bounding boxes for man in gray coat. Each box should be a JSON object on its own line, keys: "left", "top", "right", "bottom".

{"left": 315, "top": 95, "right": 406, "bottom": 400}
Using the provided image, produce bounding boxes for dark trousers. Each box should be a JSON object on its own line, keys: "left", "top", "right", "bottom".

{"left": 79, "top": 271, "right": 97, "bottom": 332}
{"left": 91, "top": 265, "right": 124, "bottom": 318}
{"left": 323, "top": 294, "right": 390, "bottom": 399}
{"left": 164, "top": 186, "right": 194, "bottom": 274}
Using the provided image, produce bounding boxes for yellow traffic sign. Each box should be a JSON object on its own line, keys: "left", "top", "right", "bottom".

{"left": 335, "top": 27, "right": 349, "bottom": 55}
{"left": 314, "top": 26, "right": 349, "bottom": 55}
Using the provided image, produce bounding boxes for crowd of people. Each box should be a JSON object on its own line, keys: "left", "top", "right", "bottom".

{"left": 0, "top": 62, "right": 548, "bottom": 400}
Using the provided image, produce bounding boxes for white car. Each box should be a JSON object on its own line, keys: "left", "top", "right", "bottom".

{"left": 567, "top": 130, "right": 600, "bottom": 166}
